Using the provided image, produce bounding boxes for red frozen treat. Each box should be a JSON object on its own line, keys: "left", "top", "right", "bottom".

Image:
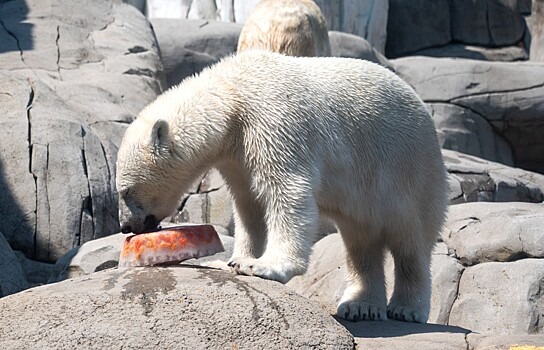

{"left": 118, "top": 225, "right": 224, "bottom": 268}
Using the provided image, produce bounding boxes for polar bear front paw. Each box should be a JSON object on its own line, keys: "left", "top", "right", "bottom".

{"left": 386, "top": 303, "right": 427, "bottom": 323}
{"left": 336, "top": 300, "right": 387, "bottom": 322}
{"left": 227, "top": 257, "right": 295, "bottom": 283}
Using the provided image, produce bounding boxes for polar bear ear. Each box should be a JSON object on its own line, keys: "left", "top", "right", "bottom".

{"left": 151, "top": 119, "right": 169, "bottom": 152}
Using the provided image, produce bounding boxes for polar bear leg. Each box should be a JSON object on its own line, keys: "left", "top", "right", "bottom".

{"left": 336, "top": 220, "right": 388, "bottom": 321}
{"left": 229, "top": 187, "right": 267, "bottom": 260}
{"left": 386, "top": 232, "right": 433, "bottom": 323}
{"left": 229, "top": 191, "right": 318, "bottom": 283}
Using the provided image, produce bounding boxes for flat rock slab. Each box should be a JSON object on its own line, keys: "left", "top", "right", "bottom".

{"left": 444, "top": 202, "right": 544, "bottom": 265}
{"left": 0, "top": 267, "right": 353, "bottom": 350}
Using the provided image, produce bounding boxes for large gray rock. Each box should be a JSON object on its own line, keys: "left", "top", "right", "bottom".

{"left": 0, "top": 0, "right": 164, "bottom": 262}
{"left": 328, "top": 31, "right": 392, "bottom": 69}
{"left": 449, "top": 259, "right": 544, "bottom": 334}
{"left": 443, "top": 202, "right": 544, "bottom": 266}
{"left": 13, "top": 251, "right": 55, "bottom": 287}
{"left": 0, "top": 267, "right": 354, "bottom": 349}
{"left": 394, "top": 57, "right": 544, "bottom": 173}
{"left": 450, "top": 0, "right": 526, "bottom": 47}
{"left": 0, "top": 231, "right": 29, "bottom": 298}
{"left": 150, "top": 18, "right": 241, "bottom": 89}
{"left": 443, "top": 150, "right": 544, "bottom": 204}
{"left": 386, "top": 0, "right": 451, "bottom": 58}
{"left": 431, "top": 104, "right": 514, "bottom": 166}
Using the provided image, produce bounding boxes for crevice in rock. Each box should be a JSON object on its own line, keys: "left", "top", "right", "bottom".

{"left": 446, "top": 265, "right": 465, "bottom": 326}
{"left": 80, "top": 126, "right": 95, "bottom": 243}
{"left": 125, "top": 46, "right": 148, "bottom": 55}
{"left": 55, "top": 25, "right": 62, "bottom": 80}
{"left": 0, "top": 17, "right": 26, "bottom": 66}
{"left": 26, "top": 80, "right": 37, "bottom": 256}
{"left": 123, "top": 68, "right": 153, "bottom": 77}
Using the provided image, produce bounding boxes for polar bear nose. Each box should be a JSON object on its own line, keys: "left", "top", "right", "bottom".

{"left": 120, "top": 224, "right": 132, "bottom": 234}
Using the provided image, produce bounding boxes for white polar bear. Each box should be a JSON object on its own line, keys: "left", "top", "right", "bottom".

{"left": 116, "top": 51, "right": 448, "bottom": 323}
{"left": 237, "top": 0, "right": 331, "bottom": 57}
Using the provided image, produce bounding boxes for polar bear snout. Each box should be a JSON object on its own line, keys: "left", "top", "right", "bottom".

{"left": 120, "top": 214, "right": 159, "bottom": 234}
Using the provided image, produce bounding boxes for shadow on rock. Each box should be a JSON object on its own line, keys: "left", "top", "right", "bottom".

{"left": 336, "top": 318, "right": 472, "bottom": 338}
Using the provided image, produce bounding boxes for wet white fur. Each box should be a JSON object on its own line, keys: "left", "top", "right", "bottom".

{"left": 116, "top": 51, "right": 448, "bottom": 323}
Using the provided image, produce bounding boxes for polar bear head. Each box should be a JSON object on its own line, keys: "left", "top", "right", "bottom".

{"left": 115, "top": 115, "right": 185, "bottom": 234}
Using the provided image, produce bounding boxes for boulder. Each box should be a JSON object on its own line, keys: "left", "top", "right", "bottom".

{"left": 386, "top": 0, "right": 451, "bottom": 58}
{"left": 443, "top": 202, "right": 544, "bottom": 266}
{"left": 0, "top": 231, "right": 29, "bottom": 298}
{"left": 0, "top": 0, "right": 164, "bottom": 262}
{"left": 443, "top": 150, "right": 544, "bottom": 204}
{"left": 431, "top": 103, "right": 514, "bottom": 166}
{"left": 150, "top": 18, "right": 241, "bottom": 89}
{"left": 328, "top": 31, "right": 392, "bottom": 69}
{"left": 394, "top": 57, "right": 544, "bottom": 173}
{"left": 449, "top": 259, "right": 544, "bottom": 334}
{"left": 0, "top": 267, "right": 354, "bottom": 349}
{"left": 450, "top": 0, "right": 525, "bottom": 47}
{"left": 13, "top": 251, "right": 55, "bottom": 287}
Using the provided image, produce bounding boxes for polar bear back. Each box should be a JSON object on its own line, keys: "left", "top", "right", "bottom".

{"left": 190, "top": 51, "right": 447, "bottom": 227}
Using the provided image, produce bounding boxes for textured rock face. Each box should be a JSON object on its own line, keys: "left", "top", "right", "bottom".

{"left": 394, "top": 57, "right": 544, "bottom": 174}
{"left": 0, "top": 0, "right": 164, "bottom": 262}
{"left": 150, "top": 18, "right": 241, "bottom": 89}
{"left": 443, "top": 150, "right": 544, "bottom": 204}
{"left": 444, "top": 202, "right": 544, "bottom": 265}
{"left": 0, "top": 267, "right": 354, "bottom": 349}
{"left": 328, "top": 31, "right": 392, "bottom": 68}
{"left": 386, "top": 0, "right": 527, "bottom": 58}
{"left": 386, "top": 0, "right": 451, "bottom": 57}
{"left": 0, "top": 231, "right": 29, "bottom": 298}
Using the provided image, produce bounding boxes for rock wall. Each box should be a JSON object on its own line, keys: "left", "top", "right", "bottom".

{"left": 0, "top": 0, "right": 165, "bottom": 262}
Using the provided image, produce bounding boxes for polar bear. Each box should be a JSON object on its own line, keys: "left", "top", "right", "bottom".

{"left": 237, "top": 0, "right": 331, "bottom": 57}
{"left": 116, "top": 51, "right": 448, "bottom": 323}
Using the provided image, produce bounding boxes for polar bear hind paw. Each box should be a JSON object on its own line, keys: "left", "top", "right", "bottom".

{"left": 227, "top": 257, "right": 294, "bottom": 284}
{"left": 336, "top": 300, "right": 387, "bottom": 322}
{"left": 386, "top": 303, "right": 427, "bottom": 323}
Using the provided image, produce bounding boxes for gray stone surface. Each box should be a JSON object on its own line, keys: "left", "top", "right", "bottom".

{"left": 414, "top": 43, "right": 528, "bottom": 61}
{"left": 431, "top": 104, "right": 514, "bottom": 166}
{"left": 0, "top": 231, "right": 29, "bottom": 298}
{"left": 394, "top": 57, "right": 544, "bottom": 173}
{"left": 0, "top": 267, "right": 354, "bottom": 349}
{"left": 0, "top": 0, "right": 164, "bottom": 262}
{"left": 150, "top": 18, "right": 241, "bottom": 89}
{"left": 443, "top": 150, "right": 544, "bottom": 204}
{"left": 13, "top": 251, "right": 55, "bottom": 287}
{"left": 450, "top": 0, "right": 525, "bottom": 47}
{"left": 169, "top": 169, "right": 234, "bottom": 233}
{"left": 386, "top": 0, "right": 451, "bottom": 58}
{"left": 328, "top": 31, "right": 392, "bottom": 69}
{"left": 443, "top": 202, "right": 544, "bottom": 266}
{"left": 449, "top": 259, "right": 544, "bottom": 334}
